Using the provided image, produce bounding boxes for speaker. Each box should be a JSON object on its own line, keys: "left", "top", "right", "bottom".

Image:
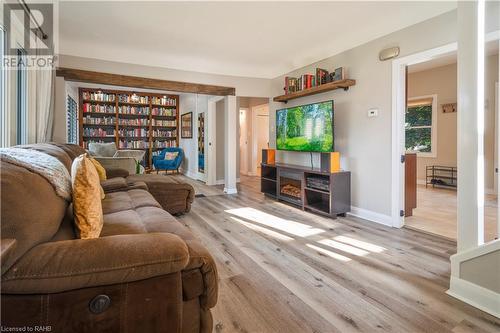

{"left": 262, "top": 149, "right": 275, "bottom": 165}
{"left": 320, "top": 152, "right": 340, "bottom": 173}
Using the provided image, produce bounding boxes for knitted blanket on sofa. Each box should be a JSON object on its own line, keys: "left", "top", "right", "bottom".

{"left": 0, "top": 147, "right": 72, "bottom": 201}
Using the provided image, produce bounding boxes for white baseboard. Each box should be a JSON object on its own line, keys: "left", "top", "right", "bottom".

{"left": 348, "top": 206, "right": 393, "bottom": 227}
{"left": 447, "top": 276, "right": 500, "bottom": 318}
{"left": 224, "top": 187, "right": 238, "bottom": 194}
{"left": 215, "top": 178, "right": 241, "bottom": 185}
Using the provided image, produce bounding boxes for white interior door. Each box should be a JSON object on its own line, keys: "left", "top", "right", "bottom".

{"left": 252, "top": 104, "right": 269, "bottom": 175}
{"left": 239, "top": 108, "right": 249, "bottom": 175}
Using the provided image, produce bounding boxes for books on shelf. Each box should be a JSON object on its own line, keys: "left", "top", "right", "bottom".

{"left": 118, "top": 93, "right": 149, "bottom": 104}
{"left": 316, "top": 68, "right": 329, "bottom": 86}
{"left": 83, "top": 91, "right": 115, "bottom": 102}
{"left": 151, "top": 107, "right": 176, "bottom": 117}
{"left": 119, "top": 128, "right": 147, "bottom": 138}
{"left": 151, "top": 96, "right": 176, "bottom": 106}
{"left": 118, "top": 140, "right": 149, "bottom": 149}
{"left": 80, "top": 88, "right": 180, "bottom": 168}
{"left": 149, "top": 129, "right": 176, "bottom": 138}
{"left": 83, "top": 116, "right": 115, "bottom": 125}
{"left": 83, "top": 127, "right": 116, "bottom": 138}
{"left": 118, "top": 118, "right": 149, "bottom": 126}
{"left": 284, "top": 67, "right": 346, "bottom": 95}
{"left": 152, "top": 140, "right": 177, "bottom": 149}
{"left": 118, "top": 105, "right": 149, "bottom": 115}
{"left": 83, "top": 103, "right": 115, "bottom": 113}
{"left": 152, "top": 119, "right": 176, "bottom": 127}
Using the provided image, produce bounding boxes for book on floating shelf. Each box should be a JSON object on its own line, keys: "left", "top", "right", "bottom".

{"left": 79, "top": 88, "right": 179, "bottom": 167}
{"left": 284, "top": 67, "right": 347, "bottom": 95}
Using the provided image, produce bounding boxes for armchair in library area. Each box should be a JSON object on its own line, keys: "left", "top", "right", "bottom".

{"left": 153, "top": 147, "right": 184, "bottom": 174}
{"left": 88, "top": 142, "right": 145, "bottom": 175}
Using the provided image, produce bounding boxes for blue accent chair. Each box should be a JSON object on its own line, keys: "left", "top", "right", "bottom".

{"left": 152, "top": 147, "right": 184, "bottom": 174}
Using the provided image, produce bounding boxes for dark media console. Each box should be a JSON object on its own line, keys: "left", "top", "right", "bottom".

{"left": 260, "top": 162, "right": 351, "bottom": 219}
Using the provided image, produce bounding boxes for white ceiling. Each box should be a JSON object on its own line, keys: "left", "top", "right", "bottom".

{"left": 58, "top": 1, "right": 457, "bottom": 79}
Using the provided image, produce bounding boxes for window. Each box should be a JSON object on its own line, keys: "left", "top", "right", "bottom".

{"left": 67, "top": 96, "right": 78, "bottom": 144}
{"left": 405, "top": 95, "right": 437, "bottom": 157}
{"left": 16, "top": 48, "right": 28, "bottom": 145}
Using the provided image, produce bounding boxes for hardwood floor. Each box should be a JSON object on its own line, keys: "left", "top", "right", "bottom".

{"left": 405, "top": 185, "right": 498, "bottom": 242}
{"left": 176, "top": 175, "right": 500, "bottom": 333}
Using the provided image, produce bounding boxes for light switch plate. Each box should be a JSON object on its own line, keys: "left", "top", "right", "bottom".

{"left": 368, "top": 108, "right": 378, "bottom": 117}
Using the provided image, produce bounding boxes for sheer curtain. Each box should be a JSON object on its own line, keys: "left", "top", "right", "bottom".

{"left": 34, "top": 37, "right": 55, "bottom": 143}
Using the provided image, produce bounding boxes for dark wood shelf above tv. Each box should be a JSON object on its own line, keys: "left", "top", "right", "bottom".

{"left": 273, "top": 79, "right": 356, "bottom": 103}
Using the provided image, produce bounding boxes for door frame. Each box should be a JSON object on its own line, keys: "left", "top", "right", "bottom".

{"left": 251, "top": 103, "right": 269, "bottom": 176}
{"left": 391, "top": 30, "right": 500, "bottom": 228}
{"left": 391, "top": 42, "right": 457, "bottom": 228}
{"left": 206, "top": 96, "right": 223, "bottom": 185}
{"left": 239, "top": 107, "right": 249, "bottom": 175}
{"left": 495, "top": 81, "right": 499, "bottom": 238}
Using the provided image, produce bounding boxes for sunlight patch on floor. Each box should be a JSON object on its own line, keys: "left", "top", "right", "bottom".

{"left": 225, "top": 207, "right": 325, "bottom": 237}
{"left": 334, "top": 235, "right": 386, "bottom": 253}
{"left": 318, "top": 239, "right": 369, "bottom": 256}
{"left": 230, "top": 217, "right": 294, "bottom": 241}
{"left": 306, "top": 244, "right": 351, "bottom": 262}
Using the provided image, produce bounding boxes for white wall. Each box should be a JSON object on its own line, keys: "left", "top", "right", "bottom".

{"left": 269, "top": 11, "right": 460, "bottom": 217}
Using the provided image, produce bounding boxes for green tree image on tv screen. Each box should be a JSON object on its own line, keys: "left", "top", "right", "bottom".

{"left": 276, "top": 101, "right": 333, "bottom": 152}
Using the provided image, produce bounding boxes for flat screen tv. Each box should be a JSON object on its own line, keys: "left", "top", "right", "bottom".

{"left": 276, "top": 100, "right": 334, "bottom": 152}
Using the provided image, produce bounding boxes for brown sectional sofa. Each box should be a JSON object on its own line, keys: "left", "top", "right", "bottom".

{"left": 1, "top": 143, "right": 218, "bottom": 332}
{"left": 53, "top": 142, "right": 195, "bottom": 215}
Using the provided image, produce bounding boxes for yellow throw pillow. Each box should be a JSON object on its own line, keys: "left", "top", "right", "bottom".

{"left": 90, "top": 158, "right": 107, "bottom": 181}
{"left": 71, "top": 154, "right": 104, "bottom": 239}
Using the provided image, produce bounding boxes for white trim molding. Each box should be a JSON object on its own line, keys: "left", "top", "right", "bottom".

{"left": 447, "top": 276, "right": 500, "bottom": 318}
{"left": 223, "top": 187, "right": 238, "bottom": 195}
{"left": 348, "top": 206, "right": 393, "bottom": 227}
{"left": 448, "top": 240, "right": 500, "bottom": 318}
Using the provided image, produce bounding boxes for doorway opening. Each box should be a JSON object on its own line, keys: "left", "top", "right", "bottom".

{"left": 237, "top": 97, "right": 269, "bottom": 188}
{"left": 393, "top": 38, "right": 499, "bottom": 242}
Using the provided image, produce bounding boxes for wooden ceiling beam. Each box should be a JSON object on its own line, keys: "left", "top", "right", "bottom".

{"left": 56, "top": 67, "right": 236, "bottom": 96}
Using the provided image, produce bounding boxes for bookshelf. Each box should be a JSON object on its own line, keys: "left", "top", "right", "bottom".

{"left": 79, "top": 88, "right": 179, "bottom": 168}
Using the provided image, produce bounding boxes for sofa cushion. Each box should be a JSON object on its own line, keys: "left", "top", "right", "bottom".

{"left": 71, "top": 154, "right": 103, "bottom": 239}
{"left": 102, "top": 189, "right": 162, "bottom": 214}
{"left": 0, "top": 161, "right": 67, "bottom": 273}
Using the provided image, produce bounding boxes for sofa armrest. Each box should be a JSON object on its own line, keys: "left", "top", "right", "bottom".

{"left": 106, "top": 168, "right": 130, "bottom": 179}
{"left": 184, "top": 240, "right": 218, "bottom": 309}
{"left": 1, "top": 233, "right": 189, "bottom": 294}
